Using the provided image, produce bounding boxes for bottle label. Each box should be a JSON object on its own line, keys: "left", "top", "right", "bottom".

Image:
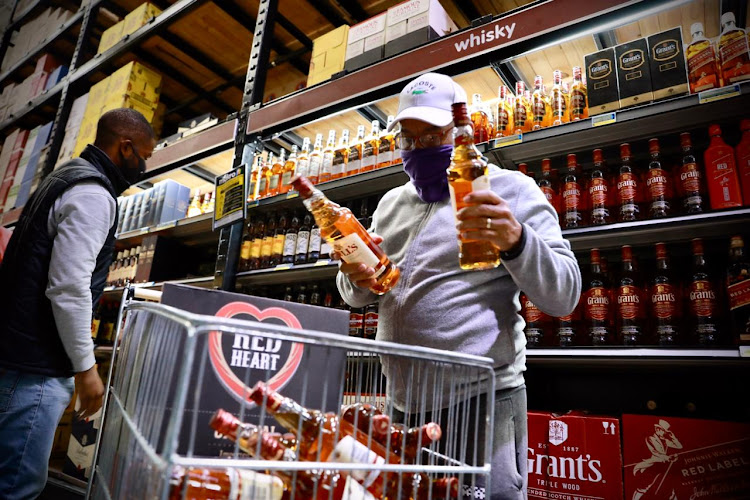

{"left": 272, "top": 235, "right": 285, "bottom": 255}
{"left": 719, "top": 35, "right": 750, "bottom": 76}
{"left": 235, "top": 470, "right": 285, "bottom": 500}
{"left": 268, "top": 174, "right": 279, "bottom": 191}
{"left": 617, "top": 285, "right": 641, "bottom": 320}
{"left": 589, "top": 177, "right": 609, "bottom": 206}
{"left": 707, "top": 150, "right": 742, "bottom": 208}
{"left": 552, "top": 91, "right": 566, "bottom": 118}
{"left": 680, "top": 162, "right": 702, "bottom": 193}
{"left": 258, "top": 177, "right": 268, "bottom": 195}
{"left": 688, "top": 45, "right": 718, "bottom": 84}
{"left": 728, "top": 278, "right": 750, "bottom": 310}
{"left": 261, "top": 237, "right": 273, "bottom": 257}
{"left": 533, "top": 97, "right": 546, "bottom": 122}
{"left": 585, "top": 286, "right": 610, "bottom": 321}
{"left": 342, "top": 475, "right": 376, "bottom": 500}
{"left": 91, "top": 318, "right": 100, "bottom": 338}
{"left": 331, "top": 435, "right": 385, "bottom": 487}
{"left": 689, "top": 280, "right": 716, "bottom": 317}
{"left": 349, "top": 312, "right": 364, "bottom": 336}
{"left": 513, "top": 104, "right": 527, "bottom": 128}
{"left": 472, "top": 174, "right": 491, "bottom": 192}
{"left": 333, "top": 233, "right": 384, "bottom": 279}
{"left": 364, "top": 310, "right": 378, "bottom": 337}
{"left": 522, "top": 296, "right": 545, "bottom": 323}
{"left": 361, "top": 143, "right": 376, "bottom": 168}
{"left": 646, "top": 168, "right": 669, "bottom": 198}
{"left": 250, "top": 238, "right": 262, "bottom": 259}
{"left": 541, "top": 186, "right": 556, "bottom": 207}
{"left": 283, "top": 233, "right": 297, "bottom": 257}
{"left": 570, "top": 89, "right": 586, "bottom": 115}
{"left": 498, "top": 108, "right": 510, "bottom": 132}
{"left": 281, "top": 170, "right": 293, "bottom": 187}
{"left": 309, "top": 227, "right": 322, "bottom": 253}
{"left": 309, "top": 156, "right": 322, "bottom": 178}
{"left": 295, "top": 230, "right": 310, "bottom": 256}
{"left": 240, "top": 241, "right": 252, "bottom": 260}
{"left": 651, "top": 283, "right": 677, "bottom": 319}
{"left": 348, "top": 147, "right": 361, "bottom": 173}
{"left": 332, "top": 151, "right": 347, "bottom": 175}
{"left": 617, "top": 172, "right": 637, "bottom": 202}
{"left": 449, "top": 175, "right": 490, "bottom": 215}
{"left": 321, "top": 152, "right": 334, "bottom": 175}
{"left": 296, "top": 158, "right": 310, "bottom": 178}
{"left": 563, "top": 181, "right": 581, "bottom": 209}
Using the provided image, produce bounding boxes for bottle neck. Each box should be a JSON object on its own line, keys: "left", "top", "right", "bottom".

{"left": 622, "top": 259, "right": 635, "bottom": 274}
{"left": 656, "top": 257, "right": 669, "bottom": 272}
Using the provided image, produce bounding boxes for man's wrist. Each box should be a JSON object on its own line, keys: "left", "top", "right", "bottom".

{"left": 500, "top": 224, "right": 526, "bottom": 261}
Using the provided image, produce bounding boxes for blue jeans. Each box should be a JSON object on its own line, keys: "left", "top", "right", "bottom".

{"left": 0, "top": 368, "right": 74, "bottom": 500}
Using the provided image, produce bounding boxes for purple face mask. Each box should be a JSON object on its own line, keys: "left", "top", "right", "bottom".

{"left": 401, "top": 145, "right": 453, "bottom": 203}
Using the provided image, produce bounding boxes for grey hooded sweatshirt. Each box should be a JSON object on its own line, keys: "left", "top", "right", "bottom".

{"left": 336, "top": 165, "right": 581, "bottom": 410}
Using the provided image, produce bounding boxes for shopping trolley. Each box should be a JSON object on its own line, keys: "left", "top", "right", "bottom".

{"left": 86, "top": 288, "right": 495, "bottom": 500}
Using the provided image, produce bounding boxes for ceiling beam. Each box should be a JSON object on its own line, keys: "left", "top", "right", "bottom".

{"left": 158, "top": 30, "right": 239, "bottom": 83}
{"left": 277, "top": 14, "right": 313, "bottom": 49}
{"left": 451, "top": 1, "right": 482, "bottom": 24}
{"left": 334, "top": 0, "right": 369, "bottom": 24}
{"left": 310, "top": 0, "right": 351, "bottom": 26}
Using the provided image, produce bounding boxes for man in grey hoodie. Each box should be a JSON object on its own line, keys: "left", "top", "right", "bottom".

{"left": 0, "top": 108, "right": 155, "bottom": 499}
{"left": 336, "top": 73, "right": 581, "bottom": 499}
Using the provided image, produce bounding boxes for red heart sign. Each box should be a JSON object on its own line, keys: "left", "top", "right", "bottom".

{"left": 208, "top": 301, "right": 304, "bottom": 405}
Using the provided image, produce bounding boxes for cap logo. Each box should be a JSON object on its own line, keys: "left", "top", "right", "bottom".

{"left": 412, "top": 89, "right": 427, "bottom": 95}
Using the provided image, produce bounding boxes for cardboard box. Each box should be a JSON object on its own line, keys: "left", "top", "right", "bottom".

{"left": 345, "top": 12, "right": 387, "bottom": 72}
{"left": 15, "top": 121, "right": 53, "bottom": 207}
{"left": 623, "top": 414, "right": 750, "bottom": 499}
{"left": 647, "top": 27, "right": 689, "bottom": 100}
{"left": 615, "top": 38, "right": 653, "bottom": 107}
{"left": 152, "top": 179, "right": 190, "bottom": 225}
{"left": 122, "top": 2, "right": 161, "bottom": 37}
{"left": 107, "top": 61, "right": 162, "bottom": 108}
{"left": 528, "top": 411, "right": 624, "bottom": 500}
{"left": 4, "top": 125, "right": 41, "bottom": 210}
{"left": 160, "top": 283, "right": 349, "bottom": 457}
{"left": 0, "top": 129, "right": 20, "bottom": 182}
{"left": 307, "top": 25, "right": 349, "bottom": 87}
{"left": 44, "top": 65, "right": 68, "bottom": 91}
{"left": 585, "top": 47, "right": 620, "bottom": 115}
{"left": 384, "top": 0, "right": 457, "bottom": 58}
{"left": 97, "top": 21, "right": 124, "bottom": 55}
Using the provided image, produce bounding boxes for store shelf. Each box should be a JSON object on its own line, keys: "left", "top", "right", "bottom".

{"left": 562, "top": 207, "right": 750, "bottom": 251}
{"left": 0, "top": 79, "right": 63, "bottom": 133}
{"left": 236, "top": 260, "right": 340, "bottom": 286}
{"left": 116, "top": 212, "right": 216, "bottom": 248}
{"left": 0, "top": 7, "right": 84, "bottom": 88}
{"left": 94, "top": 345, "right": 113, "bottom": 358}
{"left": 0, "top": 206, "right": 22, "bottom": 227}
{"left": 102, "top": 275, "right": 214, "bottom": 296}
{"left": 485, "top": 83, "right": 750, "bottom": 166}
{"left": 146, "top": 119, "right": 236, "bottom": 176}
{"left": 526, "top": 347, "right": 747, "bottom": 368}
{"left": 46, "top": 466, "right": 86, "bottom": 493}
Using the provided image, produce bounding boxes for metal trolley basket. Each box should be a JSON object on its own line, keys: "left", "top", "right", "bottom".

{"left": 87, "top": 293, "right": 495, "bottom": 500}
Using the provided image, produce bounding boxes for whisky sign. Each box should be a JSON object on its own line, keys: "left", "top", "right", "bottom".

{"left": 213, "top": 165, "right": 247, "bottom": 230}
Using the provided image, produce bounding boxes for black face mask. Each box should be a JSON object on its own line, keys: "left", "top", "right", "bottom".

{"left": 122, "top": 143, "right": 147, "bottom": 185}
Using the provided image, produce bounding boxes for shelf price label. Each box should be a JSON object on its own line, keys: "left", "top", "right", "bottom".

{"left": 286, "top": 191, "right": 299, "bottom": 200}
{"left": 591, "top": 112, "right": 617, "bottom": 127}
{"left": 213, "top": 165, "right": 247, "bottom": 230}
{"left": 273, "top": 264, "right": 292, "bottom": 271}
{"left": 698, "top": 84, "right": 741, "bottom": 104}
{"left": 492, "top": 134, "right": 523, "bottom": 148}
{"left": 313, "top": 259, "right": 331, "bottom": 266}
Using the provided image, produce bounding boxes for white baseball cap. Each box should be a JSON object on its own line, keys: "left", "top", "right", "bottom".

{"left": 386, "top": 72, "right": 468, "bottom": 132}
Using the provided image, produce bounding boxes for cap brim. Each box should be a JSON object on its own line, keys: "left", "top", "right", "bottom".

{"left": 386, "top": 106, "right": 453, "bottom": 132}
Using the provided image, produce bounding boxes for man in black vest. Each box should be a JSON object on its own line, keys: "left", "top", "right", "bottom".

{"left": 0, "top": 108, "right": 155, "bottom": 499}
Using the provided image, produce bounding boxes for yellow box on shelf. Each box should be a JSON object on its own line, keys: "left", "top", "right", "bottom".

{"left": 108, "top": 61, "right": 162, "bottom": 107}
{"left": 122, "top": 2, "right": 162, "bottom": 38}
{"left": 97, "top": 21, "right": 124, "bottom": 55}
{"left": 307, "top": 25, "right": 349, "bottom": 87}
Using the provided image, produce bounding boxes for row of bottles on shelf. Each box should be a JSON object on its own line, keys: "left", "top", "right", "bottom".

{"left": 239, "top": 195, "right": 381, "bottom": 271}
{"left": 186, "top": 188, "right": 215, "bottom": 218}
{"left": 91, "top": 301, "right": 118, "bottom": 345}
{"left": 523, "top": 236, "right": 750, "bottom": 348}
{"left": 522, "top": 121, "right": 750, "bottom": 229}
{"left": 686, "top": 15, "right": 750, "bottom": 93}
{"left": 248, "top": 120, "right": 400, "bottom": 201}
{"left": 106, "top": 245, "right": 142, "bottom": 287}
{"left": 470, "top": 66, "right": 588, "bottom": 142}
{"left": 170, "top": 386, "right": 458, "bottom": 500}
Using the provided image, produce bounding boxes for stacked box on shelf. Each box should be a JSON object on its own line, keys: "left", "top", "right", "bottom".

{"left": 117, "top": 179, "right": 191, "bottom": 234}
{"left": 0, "top": 129, "right": 29, "bottom": 213}
{"left": 344, "top": 12, "right": 387, "bottom": 72}
{"left": 307, "top": 25, "right": 349, "bottom": 86}
{"left": 1, "top": 8, "right": 74, "bottom": 72}
{"left": 56, "top": 92, "right": 89, "bottom": 167}
{"left": 4, "top": 121, "right": 52, "bottom": 210}
{"left": 97, "top": 3, "right": 162, "bottom": 54}
{"left": 384, "top": 0, "right": 458, "bottom": 58}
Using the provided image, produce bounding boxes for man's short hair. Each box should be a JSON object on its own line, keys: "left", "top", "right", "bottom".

{"left": 94, "top": 108, "right": 155, "bottom": 148}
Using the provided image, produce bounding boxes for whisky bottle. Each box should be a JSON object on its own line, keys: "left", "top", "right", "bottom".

{"left": 531, "top": 75, "right": 550, "bottom": 130}
{"left": 209, "top": 409, "right": 297, "bottom": 461}
{"left": 389, "top": 423, "right": 442, "bottom": 464}
{"left": 550, "top": 70, "right": 566, "bottom": 126}
{"left": 718, "top": 12, "right": 750, "bottom": 86}
{"left": 470, "top": 93, "right": 491, "bottom": 143}
{"left": 569, "top": 66, "right": 588, "bottom": 121}
{"left": 292, "top": 177, "right": 400, "bottom": 294}
{"left": 349, "top": 306, "right": 364, "bottom": 337}
{"left": 296, "top": 138, "right": 311, "bottom": 180}
{"left": 448, "top": 102, "right": 501, "bottom": 271}
{"left": 538, "top": 158, "right": 559, "bottom": 215}
{"left": 319, "top": 130, "right": 336, "bottom": 183}
{"left": 294, "top": 213, "right": 311, "bottom": 265}
{"left": 360, "top": 120, "right": 380, "bottom": 173}
{"left": 239, "top": 219, "right": 253, "bottom": 272}
{"left": 340, "top": 403, "right": 390, "bottom": 439}
{"left": 377, "top": 116, "right": 396, "bottom": 169}
{"left": 727, "top": 235, "right": 750, "bottom": 345}
{"left": 347, "top": 126, "right": 365, "bottom": 176}
{"left": 169, "top": 466, "right": 285, "bottom": 500}
{"left": 257, "top": 154, "right": 270, "bottom": 200}
{"left": 555, "top": 296, "right": 581, "bottom": 347}
{"left": 616, "top": 143, "right": 641, "bottom": 222}
{"left": 561, "top": 81, "right": 571, "bottom": 123}
{"left": 187, "top": 190, "right": 203, "bottom": 217}
{"left": 279, "top": 145, "right": 298, "bottom": 194}
{"left": 495, "top": 85, "right": 513, "bottom": 138}
{"left": 617, "top": 245, "right": 645, "bottom": 346}
{"left": 268, "top": 150, "right": 283, "bottom": 197}
{"left": 561, "top": 153, "right": 583, "bottom": 229}
{"left": 686, "top": 22, "right": 721, "bottom": 93}
{"left": 309, "top": 283, "right": 322, "bottom": 307}
{"left": 308, "top": 133, "right": 324, "bottom": 184}
{"left": 331, "top": 130, "right": 350, "bottom": 180}
{"left": 678, "top": 132, "right": 706, "bottom": 214}
{"left": 307, "top": 222, "right": 321, "bottom": 263}
{"left": 259, "top": 213, "right": 276, "bottom": 269}
{"left": 737, "top": 120, "right": 750, "bottom": 205}
{"left": 296, "top": 284, "right": 308, "bottom": 304}
{"left": 704, "top": 124, "right": 743, "bottom": 210}
{"left": 200, "top": 191, "right": 213, "bottom": 214}
{"left": 521, "top": 292, "right": 550, "bottom": 347}
{"left": 249, "top": 217, "right": 264, "bottom": 270}
{"left": 363, "top": 303, "right": 378, "bottom": 340}
{"left": 651, "top": 243, "right": 680, "bottom": 346}
{"left": 589, "top": 149, "right": 612, "bottom": 225}
{"left": 513, "top": 81, "right": 532, "bottom": 134}
{"left": 689, "top": 238, "right": 718, "bottom": 346}
{"left": 585, "top": 249, "right": 612, "bottom": 346}
{"left": 645, "top": 138, "right": 672, "bottom": 218}
{"left": 282, "top": 211, "right": 299, "bottom": 265}
{"left": 270, "top": 211, "right": 287, "bottom": 267}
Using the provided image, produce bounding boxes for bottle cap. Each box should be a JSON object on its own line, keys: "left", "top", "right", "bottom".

{"left": 472, "top": 93, "right": 482, "bottom": 104}
{"left": 518, "top": 163, "right": 528, "bottom": 174}
{"left": 534, "top": 75, "right": 543, "bottom": 86}
{"left": 498, "top": 85, "right": 507, "bottom": 97}
{"left": 730, "top": 235, "right": 744, "bottom": 249}
{"left": 553, "top": 69, "right": 562, "bottom": 82}
{"left": 648, "top": 138, "right": 660, "bottom": 154}
{"left": 451, "top": 102, "right": 470, "bottom": 125}
{"left": 721, "top": 12, "right": 735, "bottom": 26}
{"left": 515, "top": 81, "right": 525, "bottom": 94}
{"left": 690, "top": 22, "right": 704, "bottom": 36}
{"left": 541, "top": 158, "right": 551, "bottom": 172}
{"left": 592, "top": 149, "right": 603, "bottom": 163}
{"left": 210, "top": 409, "right": 240, "bottom": 440}
{"left": 680, "top": 132, "right": 692, "bottom": 148}
{"left": 573, "top": 66, "right": 582, "bottom": 78}
{"left": 708, "top": 124, "right": 722, "bottom": 137}
{"left": 740, "top": 119, "right": 750, "bottom": 132}
{"left": 566, "top": 153, "right": 577, "bottom": 168}
{"left": 620, "top": 143, "right": 631, "bottom": 159}
{"left": 691, "top": 238, "right": 704, "bottom": 255}
{"left": 655, "top": 242, "right": 668, "bottom": 259}
{"left": 621, "top": 245, "right": 633, "bottom": 261}
{"left": 423, "top": 422, "right": 442, "bottom": 441}
{"left": 291, "top": 176, "right": 314, "bottom": 198}
{"left": 590, "top": 248, "right": 600, "bottom": 262}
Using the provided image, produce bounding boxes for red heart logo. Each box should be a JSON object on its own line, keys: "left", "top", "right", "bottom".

{"left": 208, "top": 302, "right": 304, "bottom": 405}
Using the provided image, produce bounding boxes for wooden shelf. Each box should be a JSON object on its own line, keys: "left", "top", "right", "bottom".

{"left": 116, "top": 212, "right": 216, "bottom": 248}
{"left": 236, "top": 260, "right": 340, "bottom": 286}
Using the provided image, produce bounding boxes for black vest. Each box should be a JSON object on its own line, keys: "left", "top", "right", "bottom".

{"left": 0, "top": 158, "right": 119, "bottom": 377}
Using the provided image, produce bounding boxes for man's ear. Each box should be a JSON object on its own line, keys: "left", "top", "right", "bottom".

{"left": 119, "top": 139, "right": 132, "bottom": 160}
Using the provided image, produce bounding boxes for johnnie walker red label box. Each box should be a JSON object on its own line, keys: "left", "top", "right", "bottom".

{"left": 528, "top": 411, "right": 624, "bottom": 500}
{"left": 623, "top": 414, "right": 750, "bottom": 499}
